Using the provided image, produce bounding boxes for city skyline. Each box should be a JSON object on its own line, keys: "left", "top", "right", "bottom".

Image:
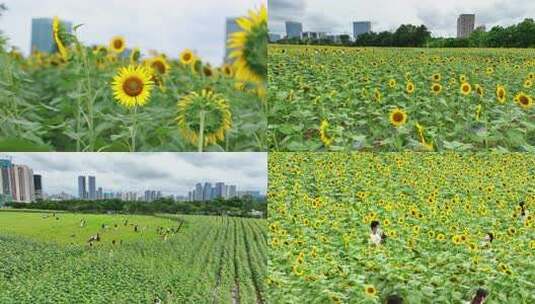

{"left": 1, "top": 0, "right": 267, "bottom": 65}
{"left": 269, "top": 0, "right": 535, "bottom": 38}
{"left": 3, "top": 153, "right": 267, "bottom": 198}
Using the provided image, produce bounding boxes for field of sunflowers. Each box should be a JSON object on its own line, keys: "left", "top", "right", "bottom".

{"left": 0, "top": 212, "right": 267, "bottom": 303}
{"left": 267, "top": 153, "right": 534, "bottom": 303}
{"left": 268, "top": 45, "right": 535, "bottom": 152}
{"left": 0, "top": 6, "right": 267, "bottom": 152}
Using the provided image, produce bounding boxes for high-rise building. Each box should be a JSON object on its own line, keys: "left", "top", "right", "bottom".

{"left": 203, "top": 182, "right": 212, "bottom": 201}
{"left": 188, "top": 191, "right": 193, "bottom": 201}
{"left": 214, "top": 182, "right": 225, "bottom": 199}
{"left": 31, "top": 18, "right": 73, "bottom": 54}
{"left": 353, "top": 21, "right": 372, "bottom": 39}
{"left": 13, "top": 165, "right": 35, "bottom": 203}
{"left": 195, "top": 183, "right": 203, "bottom": 201}
{"left": 457, "top": 14, "right": 475, "bottom": 38}
{"left": 285, "top": 21, "right": 303, "bottom": 39}
{"left": 97, "top": 187, "right": 103, "bottom": 200}
{"left": 0, "top": 159, "right": 14, "bottom": 205}
{"left": 88, "top": 176, "right": 96, "bottom": 200}
{"left": 229, "top": 185, "right": 237, "bottom": 198}
{"left": 78, "top": 176, "right": 86, "bottom": 200}
{"left": 33, "top": 175, "right": 43, "bottom": 200}
{"left": 224, "top": 17, "right": 240, "bottom": 62}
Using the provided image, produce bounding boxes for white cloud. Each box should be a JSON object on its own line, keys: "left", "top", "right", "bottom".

{"left": 6, "top": 152, "right": 267, "bottom": 197}
{"left": 1, "top": 0, "right": 267, "bottom": 65}
{"left": 269, "top": 0, "right": 535, "bottom": 37}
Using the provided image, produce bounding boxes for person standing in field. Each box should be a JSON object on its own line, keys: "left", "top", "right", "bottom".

{"left": 481, "top": 232, "right": 493, "bottom": 248}
{"left": 466, "top": 288, "right": 488, "bottom": 304}
{"left": 369, "top": 221, "right": 386, "bottom": 245}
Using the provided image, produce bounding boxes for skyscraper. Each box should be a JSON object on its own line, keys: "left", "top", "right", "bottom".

{"left": 88, "top": 176, "right": 96, "bottom": 200}
{"left": 0, "top": 158, "right": 14, "bottom": 205}
{"left": 285, "top": 21, "right": 303, "bottom": 39}
{"left": 33, "top": 174, "right": 42, "bottom": 200}
{"left": 353, "top": 21, "right": 372, "bottom": 39}
{"left": 203, "top": 182, "right": 213, "bottom": 201}
{"left": 13, "top": 165, "right": 35, "bottom": 203}
{"left": 78, "top": 176, "right": 86, "bottom": 200}
{"left": 31, "top": 18, "right": 73, "bottom": 54}
{"left": 215, "top": 182, "right": 225, "bottom": 199}
{"left": 97, "top": 187, "right": 103, "bottom": 200}
{"left": 195, "top": 183, "right": 203, "bottom": 201}
{"left": 457, "top": 14, "right": 475, "bottom": 38}
{"left": 224, "top": 17, "right": 240, "bottom": 62}
{"left": 229, "top": 185, "right": 237, "bottom": 198}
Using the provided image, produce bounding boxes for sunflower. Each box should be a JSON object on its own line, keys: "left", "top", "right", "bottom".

{"left": 388, "top": 79, "right": 396, "bottom": 88}
{"left": 319, "top": 120, "right": 333, "bottom": 147}
{"left": 459, "top": 74, "right": 468, "bottom": 83}
{"left": 432, "top": 73, "right": 441, "bottom": 82}
{"left": 431, "top": 83, "right": 442, "bottom": 95}
{"left": 389, "top": 108, "right": 407, "bottom": 127}
{"left": 364, "top": 284, "right": 377, "bottom": 297}
{"left": 460, "top": 82, "right": 472, "bottom": 96}
{"left": 176, "top": 89, "right": 232, "bottom": 148}
{"left": 203, "top": 65, "right": 214, "bottom": 77}
{"left": 496, "top": 85, "right": 506, "bottom": 103}
{"left": 52, "top": 16, "right": 68, "bottom": 61}
{"left": 475, "top": 84, "right": 484, "bottom": 97}
{"left": 179, "top": 49, "right": 196, "bottom": 65}
{"left": 221, "top": 64, "right": 234, "bottom": 77}
{"left": 129, "top": 48, "right": 141, "bottom": 64}
{"left": 514, "top": 92, "right": 533, "bottom": 110}
{"left": 111, "top": 65, "right": 154, "bottom": 108}
{"left": 436, "top": 233, "right": 445, "bottom": 241}
{"left": 109, "top": 36, "right": 126, "bottom": 54}
{"left": 374, "top": 89, "right": 382, "bottom": 102}
{"left": 228, "top": 5, "right": 267, "bottom": 84}
{"left": 507, "top": 227, "right": 517, "bottom": 235}
{"left": 148, "top": 56, "right": 171, "bottom": 75}
{"left": 523, "top": 79, "right": 533, "bottom": 89}
{"left": 406, "top": 81, "right": 415, "bottom": 94}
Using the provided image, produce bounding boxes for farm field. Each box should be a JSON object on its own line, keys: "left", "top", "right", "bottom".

{"left": 0, "top": 6, "right": 267, "bottom": 152}
{"left": 268, "top": 45, "right": 535, "bottom": 151}
{"left": 267, "top": 153, "right": 535, "bottom": 303}
{"left": 0, "top": 211, "right": 267, "bottom": 303}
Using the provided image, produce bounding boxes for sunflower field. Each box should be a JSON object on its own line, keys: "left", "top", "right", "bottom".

{"left": 268, "top": 45, "right": 535, "bottom": 152}
{"left": 268, "top": 153, "right": 535, "bottom": 303}
{"left": 0, "top": 212, "right": 267, "bottom": 303}
{"left": 0, "top": 6, "right": 267, "bottom": 152}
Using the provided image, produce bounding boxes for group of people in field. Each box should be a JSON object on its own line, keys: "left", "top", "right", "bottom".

{"left": 368, "top": 201, "right": 529, "bottom": 303}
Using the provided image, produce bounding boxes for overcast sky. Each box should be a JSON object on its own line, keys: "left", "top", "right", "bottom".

{"left": 269, "top": 0, "right": 535, "bottom": 37}
{"left": 4, "top": 153, "right": 267, "bottom": 197}
{"left": 0, "top": 0, "right": 266, "bottom": 65}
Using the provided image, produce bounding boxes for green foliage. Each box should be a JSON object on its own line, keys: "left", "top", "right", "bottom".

{"left": 6, "top": 197, "right": 267, "bottom": 218}
{"left": 268, "top": 45, "right": 535, "bottom": 151}
{"left": 267, "top": 153, "right": 535, "bottom": 304}
{"left": 0, "top": 212, "right": 267, "bottom": 303}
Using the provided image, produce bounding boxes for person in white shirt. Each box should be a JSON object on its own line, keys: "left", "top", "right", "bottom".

{"left": 480, "top": 232, "right": 493, "bottom": 247}
{"left": 369, "top": 221, "right": 386, "bottom": 245}
{"left": 465, "top": 288, "right": 488, "bottom": 304}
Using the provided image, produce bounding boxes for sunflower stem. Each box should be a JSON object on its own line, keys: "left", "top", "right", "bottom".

{"left": 198, "top": 110, "right": 206, "bottom": 152}
{"left": 131, "top": 106, "right": 138, "bottom": 152}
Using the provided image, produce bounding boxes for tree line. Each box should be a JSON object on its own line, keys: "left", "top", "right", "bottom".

{"left": 273, "top": 19, "right": 535, "bottom": 48}
{"left": 5, "top": 197, "right": 267, "bottom": 218}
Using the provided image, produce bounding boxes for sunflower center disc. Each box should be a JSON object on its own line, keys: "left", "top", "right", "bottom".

{"left": 152, "top": 61, "right": 166, "bottom": 74}
{"left": 123, "top": 77, "right": 143, "bottom": 97}
{"left": 519, "top": 96, "right": 528, "bottom": 105}
{"left": 183, "top": 53, "right": 191, "bottom": 61}
{"left": 114, "top": 40, "right": 123, "bottom": 49}
{"left": 393, "top": 113, "right": 403, "bottom": 122}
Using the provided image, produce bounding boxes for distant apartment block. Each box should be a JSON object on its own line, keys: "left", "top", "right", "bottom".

{"left": 31, "top": 18, "right": 72, "bottom": 54}
{"left": 269, "top": 33, "right": 282, "bottom": 42}
{"left": 353, "top": 21, "right": 371, "bottom": 39}
{"left": 302, "top": 31, "right": 327, "bottom": 40}
{"left": 33, "top": 175, "right": 43, "bottom": 200}
{"left": 457, "top": 14, "right": 475, "bottom": 38}
{"left": 285, "top": 21, "right": 303, "bottom": 39}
